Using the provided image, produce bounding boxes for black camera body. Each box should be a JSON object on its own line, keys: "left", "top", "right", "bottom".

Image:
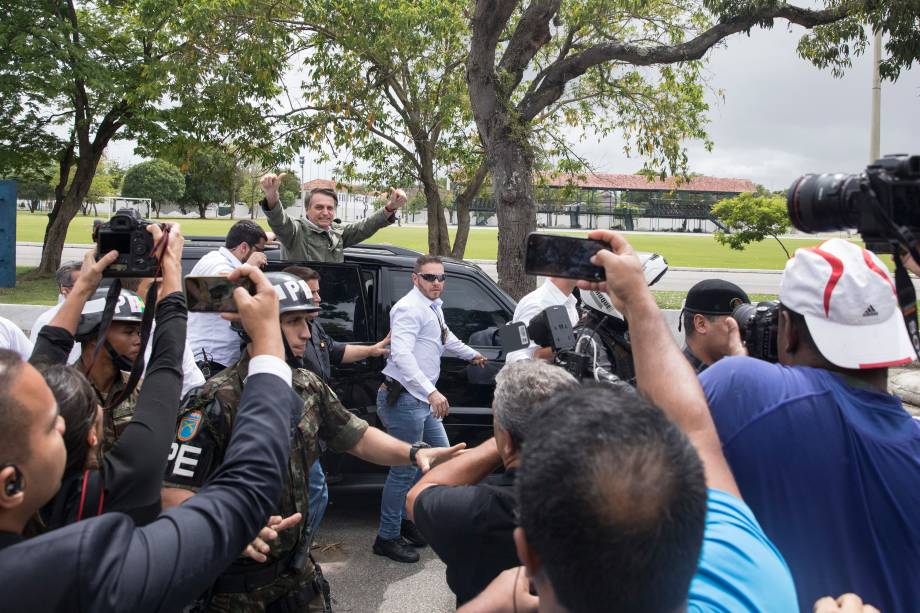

{"left": 732, "top": 300, "right": 780, "bottom": 363}
{"left": 788, "top": 154, "right": 920, "bottom": 253}
{"left": 94, "top": 209, "right": 158, "bottom": 278}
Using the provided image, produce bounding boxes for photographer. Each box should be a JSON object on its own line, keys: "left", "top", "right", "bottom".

{"left": 701, "top": 239, "right": 919, "bottom": 612}
{"left": 680, "top": 279, "right": 750, "bottom": 373}
{"left": 0, "top": 265, "right": 305, "bottom": 612}
{"left": 27, "top": 225, "right": 186, "bottom": 528}
{"left": 460, "top": 230, "right": 797, "bottom": 613}
{"left": 405, "top": 360, "right": 578, "bottom": 607}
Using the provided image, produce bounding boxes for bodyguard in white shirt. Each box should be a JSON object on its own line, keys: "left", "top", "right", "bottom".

{"left": 187, "top": 220, "right": 268, "bottom": 374}
{"left": 374, "top": 255, "right": 486, "bottom": 564}
{"left": 506, "top": 277, "right": 579, "bottom": 363}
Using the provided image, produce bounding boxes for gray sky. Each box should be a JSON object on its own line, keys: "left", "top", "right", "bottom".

{"left": 107, "top": 23, "right": 918, "bottom": 191}
{"left": 571, "top": 24, "right": 920, "bottom": 190}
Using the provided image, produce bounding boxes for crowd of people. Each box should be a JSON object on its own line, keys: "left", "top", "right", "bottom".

{"left": 0, "top": 174, "right": 917, "bottom": 613}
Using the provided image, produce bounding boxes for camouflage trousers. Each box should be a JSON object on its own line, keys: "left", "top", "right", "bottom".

{"left": 207, "top": 572, "right": 328, "bottom": 613}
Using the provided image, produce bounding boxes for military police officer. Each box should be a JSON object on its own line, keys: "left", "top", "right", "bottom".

{"left": 162, "top": 272, "right": 462, "bottom": 612}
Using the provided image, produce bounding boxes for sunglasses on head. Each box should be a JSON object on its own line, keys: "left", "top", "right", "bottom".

{"left": 418, "top": 273, "right": 446, "bottom": 282}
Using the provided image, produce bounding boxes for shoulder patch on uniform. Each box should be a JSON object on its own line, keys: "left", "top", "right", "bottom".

{"left": 177, "top": 410, "right": 204, "bottom": 442}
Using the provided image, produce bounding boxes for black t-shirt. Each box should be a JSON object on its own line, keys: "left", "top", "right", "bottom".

{"left": 413, "top": 470, "right": 518, "bottom": 606}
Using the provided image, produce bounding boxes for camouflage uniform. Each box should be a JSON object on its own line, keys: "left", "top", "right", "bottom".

{"left": 96, "top": 371, "right": 141, "bottom": 454}
{"left": 164, "top": 350, "right": 369, "bottom": 612}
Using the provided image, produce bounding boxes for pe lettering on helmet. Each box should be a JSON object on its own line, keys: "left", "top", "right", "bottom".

{"left": 126, "top": 295, "right": 145, "bottom": 313}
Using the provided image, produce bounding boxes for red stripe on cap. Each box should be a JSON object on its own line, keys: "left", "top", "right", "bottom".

{"left": 859, "top": 357, "right": 913, "bottom": 369}
{"left": 806, "top": 247, "right": 844, "bottom": 316}
{"left": 862, "top": 249, "right": 895, "bottom": 293}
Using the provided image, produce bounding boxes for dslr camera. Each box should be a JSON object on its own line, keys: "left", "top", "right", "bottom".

{"left": 788, "top": 154, "right": 920, "bottom": 253}
{"left": 732, "top": 301, "right": 780, "bottom": 363}
{"left": 93, "top": 208, "right": 158, "bottom": 278}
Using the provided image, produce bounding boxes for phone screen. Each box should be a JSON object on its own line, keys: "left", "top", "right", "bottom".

{"left": 185, "top": 276, "right": 254, "bottom": 312}
{"left": 524, "top": 233, "right": 607, "bottom": 281}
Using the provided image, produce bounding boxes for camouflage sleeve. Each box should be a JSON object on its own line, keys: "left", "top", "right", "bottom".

{"left": 162, "top": 395, "right": 231, "bottom": 492}
{"left": 315, "top": 378, "right": 369, "bottom": 453}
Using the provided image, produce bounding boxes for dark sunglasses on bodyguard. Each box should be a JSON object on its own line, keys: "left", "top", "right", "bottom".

{"left": 418, "top": 273, "right": 446, "bottom": 283}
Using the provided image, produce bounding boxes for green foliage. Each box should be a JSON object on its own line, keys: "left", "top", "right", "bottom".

{"left": 121, "top": 160, "right": 186, "bottom": 209}
{"left": 277, "top": 169, "right": 302, "bottom": 208}
{"left": 712, "top": 192, "right": 791, "bottom": 257}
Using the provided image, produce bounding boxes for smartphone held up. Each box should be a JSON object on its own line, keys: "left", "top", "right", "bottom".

{"left": 524, "top": 232, "right": 668, "bottom": 284}
{"left": 185, "top": 276, "right": 256, "bottom": 313}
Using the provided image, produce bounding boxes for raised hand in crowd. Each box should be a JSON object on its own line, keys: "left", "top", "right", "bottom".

{"left": 260, "top": 172, "right": 285, "bottom": 209}
{"left": 457, "top": 567, "right": 538, "bottom": 613}
{"left": 722, "top": 315, "right": 747, "bottom": 358}
{"left": 814, "top": 594, "right": 880, "bottom": 613}
{"left": 386, "top": 187, "right": 408, "bottom": 211}
{"left": 242, "top": 512, "right": 303, "bottom": 563}
{"left": 44, "top": 248, "right": 119, "bottom": 336}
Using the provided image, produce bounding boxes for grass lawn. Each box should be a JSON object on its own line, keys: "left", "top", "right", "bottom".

{"left": 0, "top": 267, "right": 60, "bottom": 305}
{"left": 16, "top": 212, "right": 821, "bottom": 269}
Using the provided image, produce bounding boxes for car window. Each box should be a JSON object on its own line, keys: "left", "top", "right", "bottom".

{"left": 388, "top": 271, "right": 508, "bottom": 345}
{"left": 312, "top": 264, "right": 369, "bottom": 342}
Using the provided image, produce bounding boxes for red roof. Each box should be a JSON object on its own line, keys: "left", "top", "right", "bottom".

{"left": 303, "top": 178, "right": 340, "bottom": 192}
{"left": 539, "top": 172, "right": 756, "bottom": 194}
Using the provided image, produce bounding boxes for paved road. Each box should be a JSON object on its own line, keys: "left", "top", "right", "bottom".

{"left": 313, "top": 493, "right": 455, "bottom": 613}
{"left": 16, "top": 244, "right": 920, "bottom": 296}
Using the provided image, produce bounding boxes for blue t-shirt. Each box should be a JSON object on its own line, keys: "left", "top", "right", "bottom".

{"left": 689, "top": 489, "right": 798, "bottom": 612}
{"left": 701, "top": 357, "right": 920, "bottom": 613}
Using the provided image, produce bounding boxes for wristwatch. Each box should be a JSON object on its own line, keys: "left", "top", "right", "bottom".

{"left": 409, "top": 441, "right": 431, "bottom": 465}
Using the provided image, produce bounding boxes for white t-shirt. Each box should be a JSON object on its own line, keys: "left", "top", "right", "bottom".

{"left": 0, "top": 316, "right": 34, "bottom": 359}
{"left": 506, "top": 280, "right": 579, "bottom": 363}
{"left": 186, "top": 247, "right": 244, "bottom": 368}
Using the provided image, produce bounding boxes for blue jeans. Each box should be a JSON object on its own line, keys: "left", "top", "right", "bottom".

{"left": 307, "top": 458, "right": 328, "bottom": 539}
{"left": 376, "top": 389, "right": 449, "bottom": 539}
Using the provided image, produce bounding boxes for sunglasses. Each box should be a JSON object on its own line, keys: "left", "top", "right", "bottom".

{"left": 418, "top": 273, "right": 446, "bottom": 283}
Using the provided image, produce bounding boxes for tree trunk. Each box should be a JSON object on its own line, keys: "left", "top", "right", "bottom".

{"left": 451, "top": 161, "right": 489, "bottom": 260}
{"left": 491, "top": 135, "right": 537, "bottom": 300}
{"left": 198, "top": 203, "right": 207, "bottom": 219}
{"left": 39, "top": 154, "right": 99, "bottom": 273}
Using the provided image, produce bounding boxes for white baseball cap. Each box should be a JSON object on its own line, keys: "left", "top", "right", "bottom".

{"left": 581, "top": 252, "right": 668, "bottom": 317}
{"left": 779, "top": 238, "right": 914, "bottom": 369}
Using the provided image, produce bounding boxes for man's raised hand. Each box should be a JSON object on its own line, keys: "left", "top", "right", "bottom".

{"left": 260, "top": 173, "right": 286, "bottom": 209}
{"left": 387, "top": 187, "right": 407, "bottom": 210}
{"left": 575, "top": 230, "right": 652, "bottom": 319}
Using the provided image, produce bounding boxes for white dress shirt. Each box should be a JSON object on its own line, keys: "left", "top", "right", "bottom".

{"left": 506, "top": 279, "right": 579, "bottom": 363}
{"left": 382, "top": 286, "right": 478, "bottom": 402}
{"left": 0, "top": 316, "right": 34, "bottom": 359}
{"left": 186, "top": 247, "right": 244, "bottom": 367}
{"left": 31, "top": 298, "right": 82, "bottom": 363}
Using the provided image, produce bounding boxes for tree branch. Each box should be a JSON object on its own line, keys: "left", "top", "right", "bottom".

{"left": 498, "top": 0, "right": 561, "bottom": 91}
{"left": 518, "top": 1, "right": 863, "bottom": 121}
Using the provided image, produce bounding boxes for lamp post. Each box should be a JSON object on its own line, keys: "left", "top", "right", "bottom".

{"left": 299, "top": 155, "right": 306, "bottom": 207}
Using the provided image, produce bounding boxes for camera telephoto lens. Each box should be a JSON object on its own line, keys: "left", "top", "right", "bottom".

{"left": 787, "top": 173, "right": 862, "bottom": 233}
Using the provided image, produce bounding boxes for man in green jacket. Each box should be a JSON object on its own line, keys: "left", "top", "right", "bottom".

{"left": 260, "top": 174, "right": 406, "bottom": 262}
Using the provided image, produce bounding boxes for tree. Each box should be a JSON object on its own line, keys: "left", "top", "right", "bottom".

{"left": 277, "top": 170, "right": 303, "bottom": 209}
{"left": 713, "top": 192, "right": 791, "bottom": 258}
{"left": 175, "top": 147, "right": 239, "bottom": 219}
{"left": 280, "top": 0, "right": 488, "bottom": 259}
{"left": 0, "top": 0, "right": 298, "bottom": 272}
{"left": 1, "top": 163, "right": 56, "bottom": 212}
{"left": 465, "top": 1, "right": 920, "bottom": 299}
{"left": 121, "top": 160, "right": 186, "bottom": 218}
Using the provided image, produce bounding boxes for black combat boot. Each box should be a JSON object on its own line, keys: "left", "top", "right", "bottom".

{"left": 400, "top": 519, "right": 427, "bottom": 547}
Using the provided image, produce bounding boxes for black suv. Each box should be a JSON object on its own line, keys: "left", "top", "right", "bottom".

{"left": 182, "top": 238, "right": 515, "bottom": 491}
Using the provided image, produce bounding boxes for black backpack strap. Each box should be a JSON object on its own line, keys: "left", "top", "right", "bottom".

{"left": 76, "top": 469, "right": 106, "bottom": 521}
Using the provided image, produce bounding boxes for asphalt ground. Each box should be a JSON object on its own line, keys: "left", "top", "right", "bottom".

{"left": 312, "top": 493, "right": 456, "bottom": 613}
